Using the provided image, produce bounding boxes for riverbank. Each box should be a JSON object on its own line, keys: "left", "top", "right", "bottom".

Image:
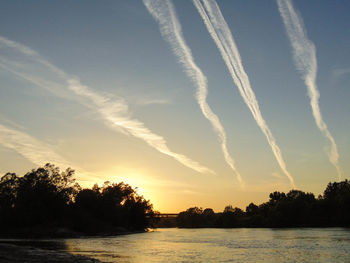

{"left": 0, "top": 243, "right": 103, "bottom": 263}
{"left": 0, "top": 226, "right": 146, "bottom": 239}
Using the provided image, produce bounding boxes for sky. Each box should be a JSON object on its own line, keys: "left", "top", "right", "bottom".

{"left": 0, "top": 0, "right": 349, "bottom": 212}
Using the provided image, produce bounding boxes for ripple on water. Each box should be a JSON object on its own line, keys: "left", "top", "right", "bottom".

{"left": 11, "top": 228, "right": 350, "bottom": 263}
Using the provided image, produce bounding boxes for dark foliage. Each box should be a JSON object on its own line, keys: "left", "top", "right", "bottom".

{"left": 0, "top": 164, "right": 156, "bottom": 237}
{"left": 177, "top": 180, "right": 350, "bottom": 228}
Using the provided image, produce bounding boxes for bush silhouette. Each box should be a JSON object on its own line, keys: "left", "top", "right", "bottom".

{"left": 176, "top": 180, "right": 350, "bottom": 228}
{"left": 0, "top": 164, "right": 156, "bottom": 237}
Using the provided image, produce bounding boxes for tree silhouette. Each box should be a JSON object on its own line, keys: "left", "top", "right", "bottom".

{"left": 322, "top": 180, "right": 350, "bottom": 226}
{"left": 0, "top": 164, "right": 156, "bottom": 237}
{"left": 1, "top": 164, "right": 350, "bottom": 234}
{"left": 176, "top": 180, "right": 350, "bottom": 228}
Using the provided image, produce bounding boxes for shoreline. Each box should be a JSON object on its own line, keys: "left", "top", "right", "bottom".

{"left": 0, "top": 243, "right": 103, "bottom": 263}
{"left": 0, "top": 227, "right": 146, "bottom": 240}
{"left": 1, "top": 226, "right": 349, "bottom": 241}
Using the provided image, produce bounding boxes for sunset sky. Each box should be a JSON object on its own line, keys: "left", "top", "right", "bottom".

{"left": 0, "top": 0, "right": 349, "bottom": 212}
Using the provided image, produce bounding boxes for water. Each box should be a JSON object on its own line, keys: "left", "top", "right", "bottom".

{"left": 4, "top": 228, "right": 350, "bottom": 262}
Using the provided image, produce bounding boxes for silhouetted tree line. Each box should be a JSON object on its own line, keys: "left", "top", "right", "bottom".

{"left": 0, "top": 164, "right": 156, "bottom": 237}
{"left": 177, "top": 181, "right": 350, "bottom": 228}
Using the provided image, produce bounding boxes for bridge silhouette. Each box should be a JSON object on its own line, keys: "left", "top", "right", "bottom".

{"left": 155, "top": 213, "right": 178, "bottom": 218}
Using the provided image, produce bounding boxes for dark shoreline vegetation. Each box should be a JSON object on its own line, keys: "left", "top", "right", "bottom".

{"left": 0, "top": 243, "right": 102, "bottom": 263}
{"left": 171, "top": 181, "right": 350, "bottom": 229}
{"left": 0, "top": 164, "right": 156, "bottom": 238}
{"left": 0, "top": 164, "right": 349, "bottom": 238}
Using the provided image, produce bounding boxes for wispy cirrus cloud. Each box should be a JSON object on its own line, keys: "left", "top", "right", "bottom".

{"left": 277, "top": 0, "right": 342, "bottom": 180}
{"left": 332, "top": 68, "right": 350, "bottom": 79}
{"left": 135, "top": 97, "right": 172, "bottom": 106}
{"left": 68, "top": 79, "right": 213, "bottom": 174}
{"left": 193, "top": 0, "right": 295, "bottom": 188}
{"left": 0, "top": 123, "right": 104, "bottom": 182}
{"left": 143, "top": 0, "right": 244, "bottom": 186}
{"left": 0, "top": 123, "right": 72, "bottom": 169}
{"left": 0, "top": 35, "right": 213, "bottom": 174}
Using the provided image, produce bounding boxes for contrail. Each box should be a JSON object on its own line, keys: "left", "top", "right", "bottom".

{"left": 68, "top": 79, "right": 213, "bottom": 174}
{"left": 143, "top": 0, "right": 244, "bottom": 186}
{"left": 0, "top": 123, "right": 104, "bottom": 182}
{"left": 193, "top": 0, "right": 296, "bottom": 188}
{"left": 0, "top": 36, "right": 213, "bottom": 174}
{"left": 277, "top": 0, "right": 342, "bottom": 180}
{"left": 0, "top": 123, "right": 73, "bottom": 169}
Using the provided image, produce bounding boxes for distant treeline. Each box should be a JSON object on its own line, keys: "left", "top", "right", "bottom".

{"left": 0, "top": 164, "right": 156, "bottom": 237}
{"left": 2, "top": 164, "right": 349, "bottom": 235}
{"left": 176, "top": 180, "right": 350, "bottom": 228}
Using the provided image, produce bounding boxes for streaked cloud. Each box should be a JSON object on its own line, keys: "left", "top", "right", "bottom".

{"left": 68, "top": 78, "right": 214, "bottom": 174}
{"left": 277, "top": 0, "right": 342, "bottom": 180}
{"left": 0, "top": 35, "right": 213, "bottom": 175}
{"left": 332, "top": 68, "right": 350, "bottom": 79}
{"left": 193, "top": 0, "right": 295, "bottom": 188}
{"left": 271, "top": 172, "right": 284, "bottom": 179}
{"left": 0, "top": 123, "right": 71, "bottom": 169}
{"left": 144, "top": 0, "right": 244, "bottom": 186}
{"left": 0, "top": 123, "right": 103, "bottom": 183}
{"left": 135, "top": 97, "right": 172, "bottom": 106}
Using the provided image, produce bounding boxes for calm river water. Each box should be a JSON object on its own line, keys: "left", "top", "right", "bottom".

{"left": 6, "top": 228, "right": 350, "bottom": 262}
{"left": 65, "top": 228, "right": 350, "bottom": 262}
